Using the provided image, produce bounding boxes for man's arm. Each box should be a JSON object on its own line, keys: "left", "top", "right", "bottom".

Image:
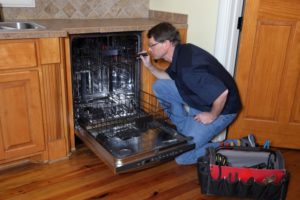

{"left": 140, "top": 55, "right": 171, "bottom": 79}
{"left": 194, "top": 89, "right": 228, "bottom": 124}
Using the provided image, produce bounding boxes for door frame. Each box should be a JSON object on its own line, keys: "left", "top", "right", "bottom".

{"left": 214, "top": 0, "right": 244, "bottom": 76}
{"left": 211, "top": 0, "right": 244, "bottom": 142}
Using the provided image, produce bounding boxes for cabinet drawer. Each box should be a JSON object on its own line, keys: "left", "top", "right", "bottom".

{"left": 0, "top": 40, "right": 37, "bottom": 70}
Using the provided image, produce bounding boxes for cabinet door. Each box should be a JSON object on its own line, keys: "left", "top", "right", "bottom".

{"left": 0, "top": 70, "right": 45, "bottom": 160}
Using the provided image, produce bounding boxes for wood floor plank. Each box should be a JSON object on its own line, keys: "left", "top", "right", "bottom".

{"left": 59, "top": 162, "right": 182, "bottom": 200}
{"left": 0, "top": 146, "right": 299, "bottom": 200}
{"left": 0, "top": 148, "right": 100, "bottom": 189}
{"left": 106, "top": 167, "right": 197, "bottom": 200}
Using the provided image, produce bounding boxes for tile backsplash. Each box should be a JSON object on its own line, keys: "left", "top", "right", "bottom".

{"left": 2, "top": 0, "right": 149, "bottom": 20}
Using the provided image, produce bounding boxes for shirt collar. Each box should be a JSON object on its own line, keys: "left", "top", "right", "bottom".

{"left": 169, "top": 44, "right": 181, "bottom": 72}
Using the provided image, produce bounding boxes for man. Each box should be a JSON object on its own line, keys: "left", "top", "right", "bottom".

{"left": 140, "top": 22, "right": 244, "bottom": 165}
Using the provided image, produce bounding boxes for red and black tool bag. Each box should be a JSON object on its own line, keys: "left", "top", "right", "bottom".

{"left": 197, "top": 147, "right": 289, "bottom": 200}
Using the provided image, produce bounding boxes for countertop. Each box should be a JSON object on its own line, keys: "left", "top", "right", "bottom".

{"left": 0, "top": 18, "right": 188, "bottom": 40}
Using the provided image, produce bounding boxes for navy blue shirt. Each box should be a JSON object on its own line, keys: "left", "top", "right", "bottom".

{"left": 166, "top": 43, "right": 242, "bottom": 114}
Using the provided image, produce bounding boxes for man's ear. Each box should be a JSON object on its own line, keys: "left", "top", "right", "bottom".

{"left": 163, "top": 40, "right": 172, "bottom": 48}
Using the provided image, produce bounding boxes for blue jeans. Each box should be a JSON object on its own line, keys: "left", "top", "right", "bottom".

{"left": 153, "top": 80, "right": 237, "bottom": 165}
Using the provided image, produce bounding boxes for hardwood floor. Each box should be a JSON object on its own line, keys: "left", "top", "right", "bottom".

{"left": 0, "top": 146, "right": 299, "bottom": 200}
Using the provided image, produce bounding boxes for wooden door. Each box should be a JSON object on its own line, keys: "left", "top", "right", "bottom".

{"left": 228, "top": 0, "right": 300, "bottom": 149}
{"left": 0, "top": 70, "right": 45, "bottom": 160}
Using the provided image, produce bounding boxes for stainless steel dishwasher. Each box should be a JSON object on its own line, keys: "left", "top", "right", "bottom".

{"left": 70, "top": 32, "right": 195, "bottom": 174}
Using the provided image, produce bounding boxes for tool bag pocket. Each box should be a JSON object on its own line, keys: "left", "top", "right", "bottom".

{"left": 197, "top": 147, "right": 289, "bottom": 200}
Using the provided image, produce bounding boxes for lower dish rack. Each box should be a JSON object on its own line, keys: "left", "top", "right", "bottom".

{"left": 74, "top": 91, "right": 195, "bottom": 173}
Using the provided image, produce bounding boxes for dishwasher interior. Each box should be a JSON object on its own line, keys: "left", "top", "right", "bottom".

{"left": 70, "top": 32, "right": 195, "bottom": 173}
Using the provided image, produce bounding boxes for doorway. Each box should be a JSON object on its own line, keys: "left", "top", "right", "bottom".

{"left": 212, "top": 0, "right": 244, "bottom": 142}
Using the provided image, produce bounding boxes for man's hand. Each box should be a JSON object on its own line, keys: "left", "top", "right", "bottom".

{"left": 139, "top": 52, "right": 152, "bottom": 69}
{"left": 194, "top": 112, "right": 217, "bottom": 124}
{"left": 194, "top": 89, "right": 229, "bottom": 124}
{"left": 139, "top": 51, "right": 171, "bottom": 80}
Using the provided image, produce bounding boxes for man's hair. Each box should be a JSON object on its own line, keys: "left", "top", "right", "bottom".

{"left": 147, "top": 22, "right": 181, "bottom": 46}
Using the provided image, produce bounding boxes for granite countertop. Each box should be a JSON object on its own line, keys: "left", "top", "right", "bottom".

{"left": 0, "top": 18, "right": 188, "bottom": 40}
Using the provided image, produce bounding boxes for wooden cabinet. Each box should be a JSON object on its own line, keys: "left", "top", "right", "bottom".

{"left": 0, "top": 26, "right": 186, "bottom": 165}
{"left": 0, "top": 38, "right": 69, "bottom": 165}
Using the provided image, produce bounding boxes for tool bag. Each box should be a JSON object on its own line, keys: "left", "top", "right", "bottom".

{"left": 197, "top": 146, "right": 289, "bottom": 200}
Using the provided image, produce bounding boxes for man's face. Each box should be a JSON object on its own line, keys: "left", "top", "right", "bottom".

{"left": 148, "top": 37, "right": 167, "bottom": 60}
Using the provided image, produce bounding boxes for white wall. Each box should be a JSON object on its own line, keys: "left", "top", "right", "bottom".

{"left": 149, "top": 0, "right": 219, "bottom": 53}
{"left": 0, "top": 0, "right": 35, "bottom": 7}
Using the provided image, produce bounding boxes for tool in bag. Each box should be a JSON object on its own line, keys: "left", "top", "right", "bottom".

{"left": 197, "top": 146, "right": 289, "bottom": 200}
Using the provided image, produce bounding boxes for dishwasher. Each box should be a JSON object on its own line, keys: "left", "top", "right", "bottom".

{"left": 69, "top": 32, "right": 195, "bottom": 174}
